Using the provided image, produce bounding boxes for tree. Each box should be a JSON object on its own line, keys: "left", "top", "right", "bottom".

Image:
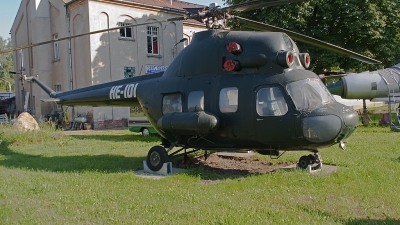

{"left": 0, "top": 37, "right": 14, "bottom": 92}
{"left": 226, "top": 0, "right": 400, "bottom": 74}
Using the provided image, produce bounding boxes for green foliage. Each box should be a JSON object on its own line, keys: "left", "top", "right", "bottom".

{"left": 226, "top": 0, "right": 400, "bottom": 73}
{"left": 0, "top": 37, "right": 14, "bottom": 92}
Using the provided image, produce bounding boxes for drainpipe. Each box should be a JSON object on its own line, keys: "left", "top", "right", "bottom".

{"left": 65, "top": 3, "right": 75, "bottom": 120}
{"left": 65, "top": 4, "right": 73, "bottom": 91}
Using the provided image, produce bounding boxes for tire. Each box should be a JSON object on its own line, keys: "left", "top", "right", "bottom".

{"left": 141, "top": 128, "right": 150, "bottom": 136}
{"left": 298, "top": 155, "right": 312, "bottom": 169}
{"left": 146, "top": 146, "right": 168, "bottom": 171}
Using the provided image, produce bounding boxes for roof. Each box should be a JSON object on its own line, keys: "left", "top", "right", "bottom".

{"left": 65, "top": 0, "right": 205, "bottom": 10}
{"left": 65, "top": 0, "right": 206, "bottom": 25}
{"left": 125, "top": 0, "right": 205, "bottom": 10}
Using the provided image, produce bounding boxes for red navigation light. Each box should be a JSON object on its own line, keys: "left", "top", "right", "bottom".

{"left": 226, "top": 42, "right": 242, "bottom": 55}
{"left": 224, "top": 60, "right": 241, "bottom": 71}
{"left": 287, "top": 52, "right": 293, "bottom": 65}
{"left": 300, "top": 53, "right": 311, "bottom": 68}
{"left": 277, "top": 51, "right": 294, "bottom": 68}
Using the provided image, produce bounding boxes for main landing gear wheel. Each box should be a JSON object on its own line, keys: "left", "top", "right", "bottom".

{"left": 298, "top": 153, "right": 322, "bottom": 171}
{"left": 146, "top": 146, "right": 169, "bottom": 171}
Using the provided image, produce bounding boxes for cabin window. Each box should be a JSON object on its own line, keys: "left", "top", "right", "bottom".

{"left": 188, "top": 91, "right": 204, "bottom": 112}
{"left": 163, "top": 93, "right": 182, "bottom": 114}
{"left": 219, "top": 87, "right": 238, "bottom": 113}
{"left": 147, "top": 26, "right": 159, "bottom": 54}
{"left": 118, "top": 22, "right": 133, "bottom": 39}
{"left": 256, "top": 87, "right": 288, "bottom": 116}
{"left": 287, "top": 78, "right": 334, "bottom": 112}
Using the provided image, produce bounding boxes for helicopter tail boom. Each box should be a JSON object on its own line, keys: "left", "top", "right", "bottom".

{"left": 25, "top": 76, "right": 57, "bottom": 98}
{"left": 26, "top": 72, "right": 163, "bottom": 107}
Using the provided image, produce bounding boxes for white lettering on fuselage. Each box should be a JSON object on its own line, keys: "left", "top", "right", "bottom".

{"left": 109, "top": 83, "right": 138, "bottom": 100}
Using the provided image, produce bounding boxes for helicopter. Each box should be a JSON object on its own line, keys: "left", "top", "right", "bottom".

{"left": 3, "top": 0, "right": 382, "bottom": 172}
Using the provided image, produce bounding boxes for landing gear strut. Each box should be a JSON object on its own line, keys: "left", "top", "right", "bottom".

{"left": 146, "top": 143, "right": 201, "bottom": 172}
{"left": 297, "top": 153, "right": 322, "bottom": 171}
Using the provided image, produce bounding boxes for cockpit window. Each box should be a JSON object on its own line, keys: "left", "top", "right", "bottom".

{"left": 287, "top": 79, "right": 335, "bottom": 112}
{"left": 282, "top": 34, "right": 294, "bottom": 50}
{"left": 256, "top": 87, "right": 288, "bottom": 116}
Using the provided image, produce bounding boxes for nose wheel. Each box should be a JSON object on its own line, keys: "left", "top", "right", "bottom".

{"left": 146, "top": 146, "right": 169, "bottom": 171}
{"left": 297, "top": 153, "right": 322, "bottom": 171}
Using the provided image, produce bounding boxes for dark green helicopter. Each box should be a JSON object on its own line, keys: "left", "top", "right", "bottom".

{"left": 6, "top": 0, "right": 381, "bottom": 171}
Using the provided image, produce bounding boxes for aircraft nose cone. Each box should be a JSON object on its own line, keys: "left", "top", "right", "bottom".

{"left": 327, "top": 79, "right": 345, "bottom": 97}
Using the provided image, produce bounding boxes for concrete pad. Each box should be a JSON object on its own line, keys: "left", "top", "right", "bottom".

{"left": 134, "top": 162, "right": 187, "bottom": 179}
{"left": 143, "top": 161, "right": 173, "bottom": 175}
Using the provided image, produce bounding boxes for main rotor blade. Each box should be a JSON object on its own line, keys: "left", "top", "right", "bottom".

{"left": 223, "top": 0, "right": 306, "bottom": 12}
{"left": 236, "top": 16, "right": 381, "bottom": 64}
{"left": 0, "top": 16, "right": 185, "bottom": 54}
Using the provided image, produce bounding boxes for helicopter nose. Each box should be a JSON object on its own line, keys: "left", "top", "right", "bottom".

{"left": 342, "top": 108, "right": 359, "bottom": 128}
{"left": 338, "top": 106, "right": 359, "bottom": 140}
{"left": 302, "top": 106, "right": 359, "bottom": 144}
{"left": 302, "top": 115, "right": 342, "bottom": 143}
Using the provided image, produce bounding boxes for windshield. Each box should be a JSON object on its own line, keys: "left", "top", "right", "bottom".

{"left": 287, "top": 79, "right": 335, "bottom": 111}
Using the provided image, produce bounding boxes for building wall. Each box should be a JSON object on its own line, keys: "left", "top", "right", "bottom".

{"left": 11, "top": 0, "right": 53, "bottom": 117}
{"left": 11, "top": 0, "right": 205, "bottom": 129}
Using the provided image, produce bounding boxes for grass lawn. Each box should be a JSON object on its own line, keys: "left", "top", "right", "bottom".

{"left": 0, "top": 122, "right": 399, "bottom": 224}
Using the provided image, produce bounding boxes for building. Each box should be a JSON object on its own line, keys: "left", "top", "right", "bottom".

{"left": 10, "top": 0, "right": 206, "bottom": 129}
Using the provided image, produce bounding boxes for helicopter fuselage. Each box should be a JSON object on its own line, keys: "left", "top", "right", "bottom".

{"left": 137, "top": 69, "right": 358, "bottom": 152}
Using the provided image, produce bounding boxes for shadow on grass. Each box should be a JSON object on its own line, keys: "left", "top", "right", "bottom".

{"left": 0, "top": 140, "right": 264, "bottom": 180}
{"left": 345, "top": 218, "right": 400, "bottom": 225}
{"left": 0, "top": 140, "right": 145, "bottom": 173}
{"left": 299, "top": 205, "right": 400, "bottom": 225}
{"left": 184, "top": 165, "right": 264, "bottom": 180}
{"left": 174, "top": 154, "right": 288, "bottom": 181}
{"left": 0, "top": 133, "right": 293, "bottom": 180}
{"left": 67, "top": 134, "right": 160, "bottom": 143}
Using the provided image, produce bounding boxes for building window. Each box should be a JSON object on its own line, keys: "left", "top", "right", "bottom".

{"left": 55, "top": 84, "right": 62, "bottom": 110}
{"left": 219, "top": 87, "right": 238, "bottom": 113}
{"left": 124, "top": 67, "right": 136, "bottom": 78}
{"left": 147, "top": 26, "right": 159, "bottom": 55}
{"left": 118, "top": 22, "right": 133, "bottom": 39}
{"left": 163, "top": 93, "right": 182, "bottom": 114}
{"left": 53, "top": 34, "right": 59, "bottom": 60}
{"left": 256, "top": 87, "right": 288, "bottom": 116}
